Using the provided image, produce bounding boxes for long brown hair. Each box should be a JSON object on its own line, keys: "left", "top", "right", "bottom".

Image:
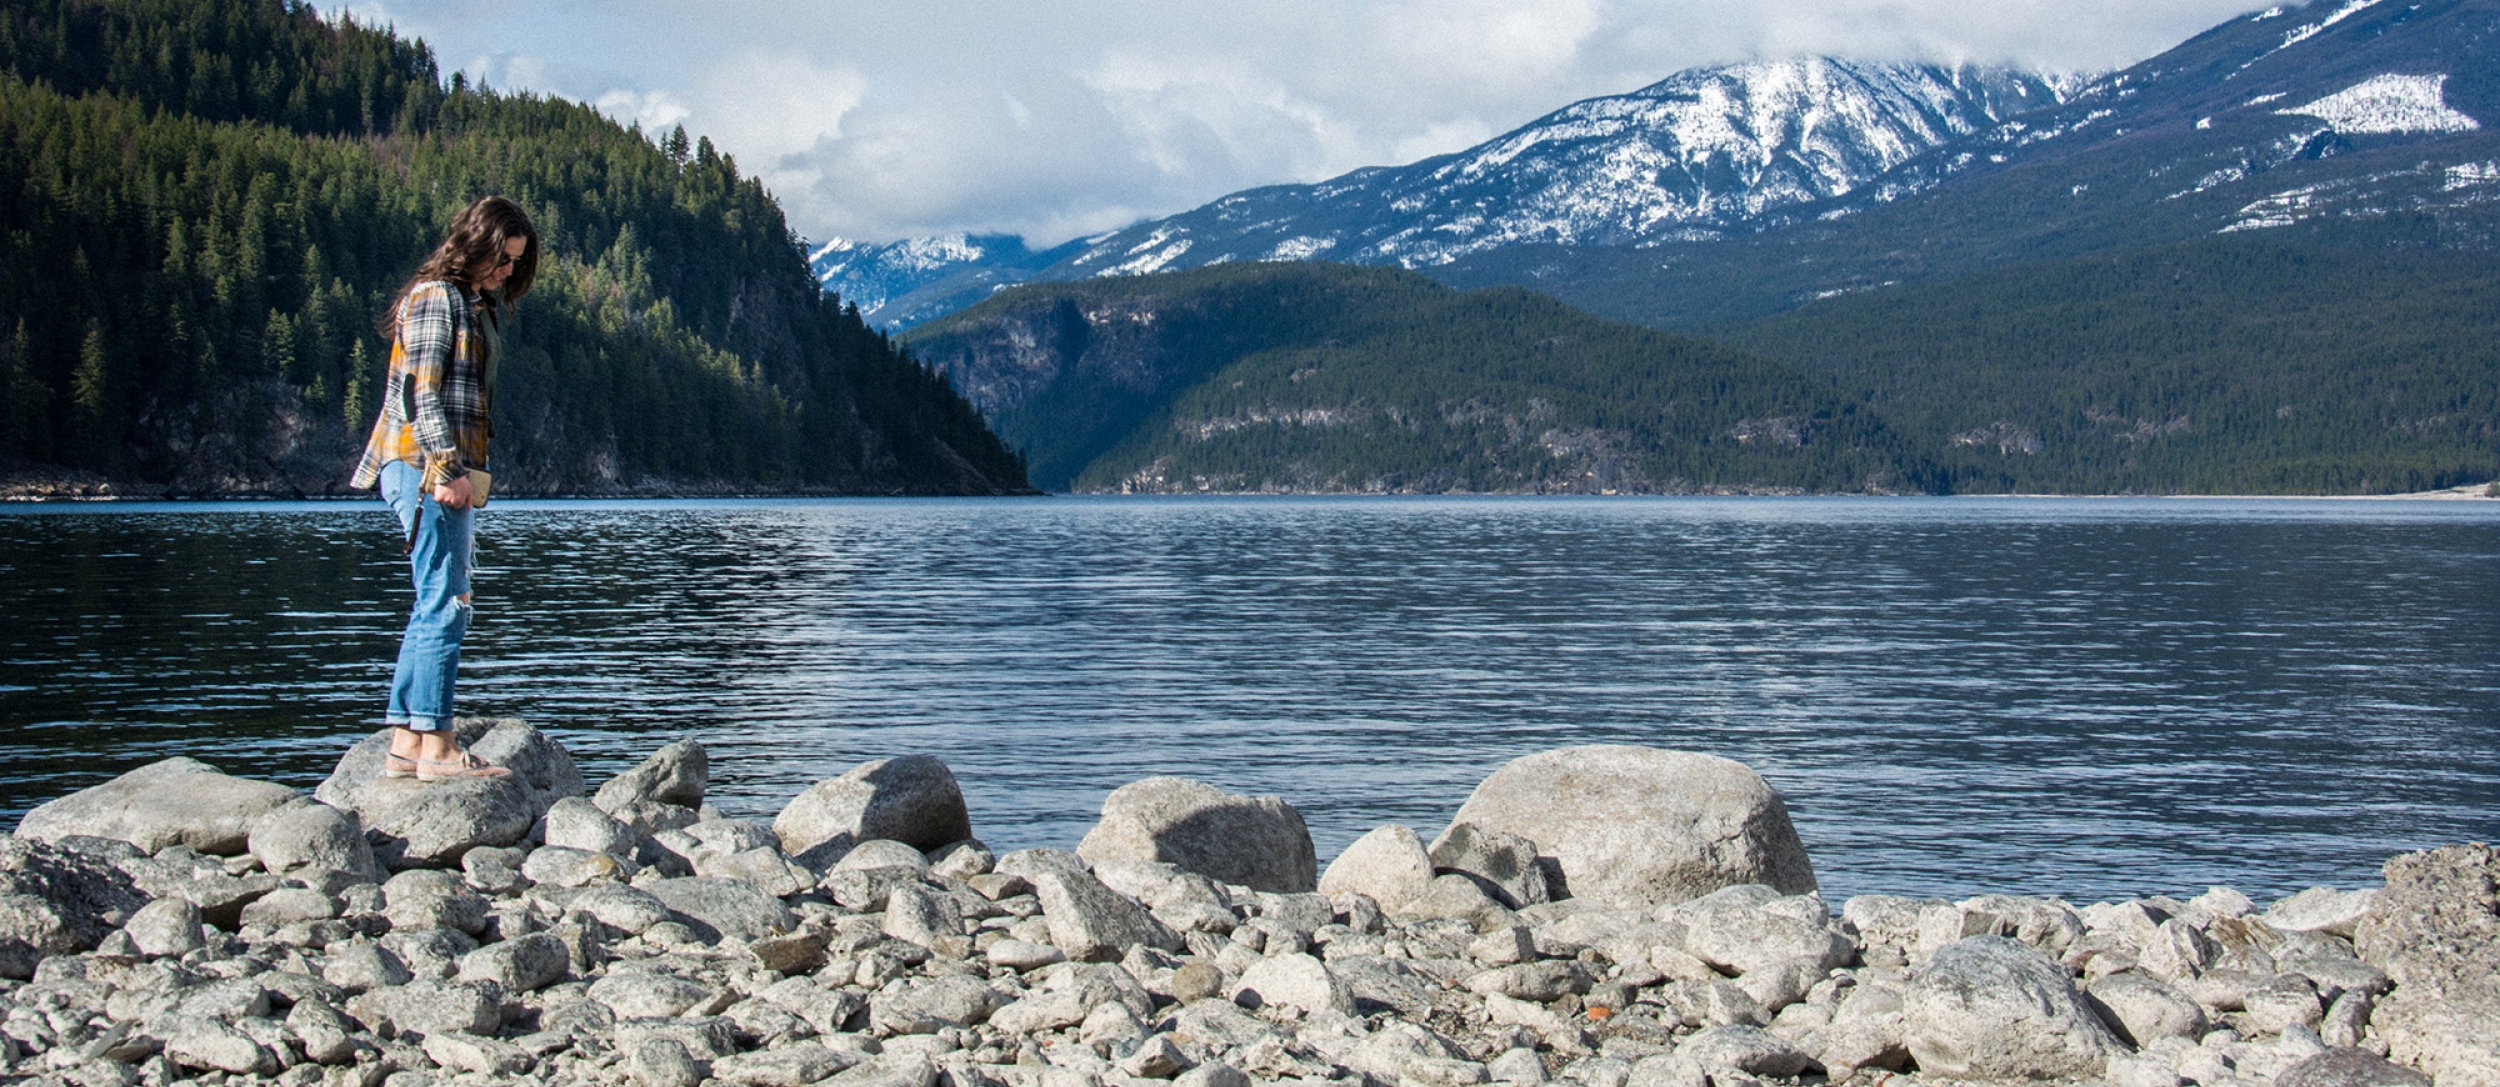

{"left": 379, "top": 195, "right": 540, "bottom": 334}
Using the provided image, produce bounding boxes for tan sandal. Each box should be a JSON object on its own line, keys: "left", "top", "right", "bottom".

{"left": 416, "top": 750, "right": 511, "bottom": 782}
{"left": 383, "top": 753, "right": 419, "bottom": 779}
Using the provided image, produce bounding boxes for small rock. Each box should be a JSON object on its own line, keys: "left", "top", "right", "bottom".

{"left": 590, "top": 971, "right": 719, "bottom": 1018}
{"left": 595, "top": 739, "right": 710, "bottom": 814}
{"left": 2271, "top": 887, "right": 2378, "bottom": 938}
{"left": 1319, "top": 825, "right": 1437, "bottom": 914}
{"left": 712, "top": 1043, "right": 861, "bottom": 1087}
{"left": 161, "top": 1015, "right": 275, "bottom": 1075}
{"left": 458, "top": 931, "right": 572, "bottom": 992}
{"left": 124, "top": 897, "right": 207, "bottom": 958}
{"left": 1032, "top": 869, "right": 1182, "bottom": 961}
{"left": 643, "top": 876, "right": 798, "bottom": 943}
{"left": 837, "top": 839, "right": 932, "bottom": 872}
{"left": 247, "top": 800, "right": 383, "bottom": 889}
{"left": 628, "top": 1037, "right": 705, "bottom": 1087}
{"left": 986, "top": 938, "right": 1065, "bottom": 971}
{"left": 2276, "top": 1048, "right": 2435, "bottom": 1087}
{"left": 540, "top": 797, "right": 640, "bottom": 858}
{"left": 1232, "top": 952, "right": 1355, "bottom": 1016}
{"left": 2087, "top": 971, "right": 2209, "bottom": 1045}
{"left": 1123, "top": 1033, "right": 1190, "bottom": 1078}
{"left": 423, "top": 1031, "right": 532, "bottom": 1075}
{"left": 322, "top": 939, "right": 414, "bottom": 992}
{"left": 239, "top": 886, "right": 336, "bottom": 929}
{"left": 566, "top": 883, "right": 676, "bottom": 934}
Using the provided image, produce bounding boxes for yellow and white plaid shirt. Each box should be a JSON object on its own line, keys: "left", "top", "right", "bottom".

{"left": 349, "top": 281, "right": 498, "bottom": 490}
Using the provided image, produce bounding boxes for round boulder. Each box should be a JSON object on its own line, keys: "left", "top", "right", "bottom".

{"left": 774, "top": 755, "right": 972, "bottom": 863}
{"left": 1904, "top": 936, "right": 2121, "bottom": 1080}
{"left": 1077, "top": 777, "right": 1317, "bottom": 894}
{"left": 1436, "top": 746, "right": 1814, "bottom": 909}
{"left": 1319, "top": 825, "right": 1436, "bottom": 913}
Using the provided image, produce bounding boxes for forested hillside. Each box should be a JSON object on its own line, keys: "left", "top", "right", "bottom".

{"left": 1700, "top": 234, "right": 2500, "bottom": 494}
{"left": 0, "top": 0, "right": 1027, "bottom": 496}
{"left": 907, "top": 263, "right": 1932, "bottom": 494}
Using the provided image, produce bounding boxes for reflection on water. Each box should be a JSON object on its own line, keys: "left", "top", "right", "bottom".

{"left": 4, "top": 496, "right": 2496, "bottom": 903}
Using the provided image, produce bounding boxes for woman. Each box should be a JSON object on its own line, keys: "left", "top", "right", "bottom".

{"left": 348, "top": 196, "right": 538, "bottom": 781}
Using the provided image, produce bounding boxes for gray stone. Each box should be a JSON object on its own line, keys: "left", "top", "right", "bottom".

{"left": 124, "top": 896, "right": 207, "bottom": 958}
{"left": 1320, "top": 824, "right": 1438, "bottom": 914}
{"left": 775, "top": 756, "right": 972, "bottom": 860}
{"left": 2277, "top": 1049, "right": 2435, "bottom": 1087}
{"left": 1436, "top": 746, "right": 1815, "bottom": 909}
{"left": 247, "top": 800, "right": 382, "bottom": 889}
{"left": 837, "top": 839, "right": 931, "bottom": 872}
{"left": 1341, "top": 1022, "right": 1473, "bottom": 1083}
{"left": 713, "top": 1043, "right": 861, "bottom": 1087}
{"left": 870, "top": 974, "right": 1003, "bottom": 1033}
{"left": 112, "top": 849, "right": 275, "bottom": 930}
{"left": 0, "top": 837, "right": 147, "bottom": 964}
{"left": 748, "top": 928, "right": 831, "bottom": 975}
{"left": 2273, "top": 886, "right": 2379, "bottom": 938}
{"left": 17, "top": 757, "right": 297, "bottom": 856}
{"left": 346, "top": 980, "right": 500, "bottom": 1036}
{"left": 1465, "top": 960, "right": 1599, "bottom": 1002}
{"left": 2087, "top": 970, "right": 2208, "bottom": 1045}
{"left": 1331, "top": 955, "right": 1442, "bottom": 1017}
{"left": 286, "top": 999, "right": 360, "bottom": 1065}
{"left": 239, "top": 886, "right": 337, "bottom": 929}
{"left": 566, "top": 883, "right": 676, "bottom": 934}
{"left": 595, "top": 739, "right": 709, "bottom": 813}
{"left": 825, "top": 1053, "right": 939, "bottom": 1087}
{"left": 926, "top": 841, "right": 993, "bottom": 881}
{"left": 1401, "top": 872, "right": 1509, "bottom": 924}
{"left": 985, "top": 937, "right": 1064, "bottom": 971}
{"left": 994, "top": 847, "right": 1089, "bottom": 882}
{"left": 321, "top": 939, "right": 413, "bottom": 993}
{"left": 644, "top": 876, "right": 798, "bottom": 943}
{"left": 541, "top": 796, "right": 640, "bottom": 858}
{"left": 383, "top": 869, "right": 490, "bottom": 935}
{"left": 822, "top": 866, "right": 927, "bottom": 912}
{"left": 2348, "top": 844, "right": 2500, "bottom": 1087}
{"left": 1904, "top": 936, "right": 2119, "bottom": 1080}
{"left": 316, "top": 718, "right": 580, "bottom": 868}
{"left": 698, "top": 846, "right": 812, "bottom": 895}
{"left": 1669, "top": 885, "right": 1851, "bottom": 975}
{"left": 1430, "top": 822, "right": 1553, "bottom": 909}
{"left": 1679, "top": 1024, "right": 1818, "bottom": 1076}
{"left": 523, "top": 845, "right": 634, "bottom": 887}
{"left": 423, "top": 1031, "right": 533, "bottom": 1075}
{"left": 161, "top": 1015, "right": 275, "bottom": 1075}
{"left": 590, "top": 971, "right": 719, "bottom": 1018}
{"left": 458, "top": 931, "right": 572, "bottom": 992}
{"left": 1032, "top": 869, "right": 1182, "bottom": 961}
{"left": 1175, "top": 1063, "right": 1252, "bottom": 1087}
{"left": 1076, "top": 776, "right": 1318, "bottom": 893}
{"left": 629, "top": 1037, "right": 705, "bottom": 1087}
{"left": 882, "top": 881, "right": 966, "bottom": 953}
{"left": 2247, "top": 974, "right": 2327, "bottom": 1034}
{"left": 1231, "top": 952, "right": 1355, "bottom": 1016}
{"left": 1490, "top": 1046, "right": 1548, "bottom": 1084}
{"left": 1817, "top": 979, "right": 1911, "bottom": 1081}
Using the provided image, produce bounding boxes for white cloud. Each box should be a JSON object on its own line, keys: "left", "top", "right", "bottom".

{"left": 340, "top": 0, "right": 2275, "bottom": 247}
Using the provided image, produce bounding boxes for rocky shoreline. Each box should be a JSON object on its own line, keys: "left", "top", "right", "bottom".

{"left": 1, "top": 723, "right": 2492, "bottom": 1087}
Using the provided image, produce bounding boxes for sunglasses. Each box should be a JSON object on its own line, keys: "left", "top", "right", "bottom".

{"left": 488, "top": 251, "right": 518, "bottom": 270}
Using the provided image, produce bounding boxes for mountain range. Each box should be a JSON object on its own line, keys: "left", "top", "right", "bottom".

{"left": 832, "top": 0, "right": 2500, "bottom": 332}
{"left": 900, "top": 0, "right": 2500, "bottom": 495}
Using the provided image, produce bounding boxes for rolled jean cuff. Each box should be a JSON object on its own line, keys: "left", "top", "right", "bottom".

{"left": 386, "top": 716, "right": 455, "bottom": 732}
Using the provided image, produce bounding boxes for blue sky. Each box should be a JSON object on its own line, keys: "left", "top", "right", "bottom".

{"left": 346, "top": 0, "right": 2273, "bottom": 248}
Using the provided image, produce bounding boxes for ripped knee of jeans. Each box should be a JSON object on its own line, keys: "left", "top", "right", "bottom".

{"left": 455, "top": 593, "right": 473, "bottom": 611}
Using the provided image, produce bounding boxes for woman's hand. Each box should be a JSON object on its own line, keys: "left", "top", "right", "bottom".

{"left": 433, "top": 475, "right": 476, "bottom": 510}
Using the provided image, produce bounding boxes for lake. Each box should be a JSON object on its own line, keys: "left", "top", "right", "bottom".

{"left": 3, "top": 496, "right": 2495, "bottom": 906}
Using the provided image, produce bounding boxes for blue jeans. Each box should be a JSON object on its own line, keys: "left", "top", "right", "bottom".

{"left": 380, "top": 460, "right": 474, "bottom": 732}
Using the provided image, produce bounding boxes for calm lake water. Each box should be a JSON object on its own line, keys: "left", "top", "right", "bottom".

{"left": 3, "top": 496, "right": 2495, "bottom": 905}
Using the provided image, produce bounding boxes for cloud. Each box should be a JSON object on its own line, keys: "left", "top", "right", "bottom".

{"left": 340, "top": 0, "right": 2274, "bottom": 247}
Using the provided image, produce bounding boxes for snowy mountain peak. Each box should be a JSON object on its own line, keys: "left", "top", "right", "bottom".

{"left": 1041, "top": 57, "right": 2076, "bottom": 280}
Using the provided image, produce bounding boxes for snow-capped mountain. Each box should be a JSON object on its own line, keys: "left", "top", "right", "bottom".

{"left": 1052, "top": 59, "right": 2078, "bottom": 278}
{"left": 808, "top": 233, "right": 1090, "bottom": 328}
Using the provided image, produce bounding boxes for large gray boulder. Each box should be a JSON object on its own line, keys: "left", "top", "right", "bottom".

{"left": 2353, "top": 844, "right": 2500, "bottom": 1087}
{"left": 17, "top": 758, "right": 298, "bottom": 855}
{"left": 1903, "top": 936, "right": 2121, "bottom": 1080}
{"left": 774, "top": 755, "right": 971, "bottom": 864}
{"left": 316, "top": 718, "right": 581, "bottom": 869}
{"left": 1436, "top": 746, "right": 1815, "bottom": 909}
{"left": 1077, "top": 777, "right": 1317, "bottom": 894}
{"left": 0, "top": 837, "right": 147, "bottom": 969}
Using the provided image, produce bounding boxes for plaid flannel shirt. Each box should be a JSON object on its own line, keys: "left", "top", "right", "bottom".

{"left": 350, "top": 281, "right": 497, "bottom": 491}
